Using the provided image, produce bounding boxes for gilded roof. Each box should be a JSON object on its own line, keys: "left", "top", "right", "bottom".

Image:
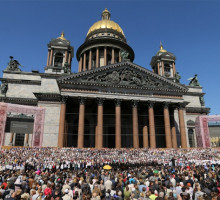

{"left": 87, "top": 8, "right": 125, "bottom": 37}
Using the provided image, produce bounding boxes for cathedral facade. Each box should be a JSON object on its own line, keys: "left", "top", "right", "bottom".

{"left": 0, "top": 9, "right": 210, "bottom": 148}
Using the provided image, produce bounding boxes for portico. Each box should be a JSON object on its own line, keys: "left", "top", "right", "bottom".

{"left": 57, "top": 95, "right": 187, "bottom": 149}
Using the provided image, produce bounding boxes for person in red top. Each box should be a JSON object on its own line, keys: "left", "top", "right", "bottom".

{"left": 2, "top": 181, "right": 7, "bottom": 189}
{"left": 44, "top": 183, "right": 52, "bottom": 197}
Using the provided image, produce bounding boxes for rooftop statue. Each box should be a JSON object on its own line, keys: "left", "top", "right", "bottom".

{"left": 63, "top": 62, "right": 71, "bottom": 74}
{"left": 188, "top": 74, "right": 201, "bottom": 87}
{"left": 120, "top": 49, "right": 129, "bottom": 61}
{"left": 5, "top": 56, "right": 23, "bottom": 72}
{"left": 175, "top": 72, "right": 181, "bottom": 83}
{"left": 0, "top": 82, "right": 8, "bottom": 95}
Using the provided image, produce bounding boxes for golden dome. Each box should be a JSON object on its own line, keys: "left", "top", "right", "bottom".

{"left": 87, "top": 8, "right": 125, "bottom": 37}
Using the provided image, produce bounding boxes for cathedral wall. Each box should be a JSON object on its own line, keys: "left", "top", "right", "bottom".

{"left": 183, "top": 95, "right": 201, "bottom": 107}
{"left": 174, "top": 109, "right": 189, "bottom": 148}
{"left": 40, "top": 78, "right": 60, "bottom": 94}
{"left": 6, "top": 83, "right": 40, "bottom": 99}
{"left": 187, "top": 87, "right": 203, "bottom": 93}
{"left": 38, "top": 102, "right": 61, "bottom": 147}
{"left": 185, "top": 114, "right": 198, "bottom": 147}
{"left": 184, "top": 86, "right": 203, "bottom": 107}
{"left": 183, "top": 109, "right": 189, "bottom": 148}
{"left": 4, "top": 133, "right": 10, "bottom": 146}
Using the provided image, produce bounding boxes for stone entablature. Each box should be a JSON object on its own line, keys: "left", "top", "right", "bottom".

{"left": 3, "top": 71, "right": 42, "bottom": 81}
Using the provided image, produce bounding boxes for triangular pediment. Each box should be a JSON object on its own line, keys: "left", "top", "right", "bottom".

{"left": 58, "top": 61, "right": 187, "bottom": 95}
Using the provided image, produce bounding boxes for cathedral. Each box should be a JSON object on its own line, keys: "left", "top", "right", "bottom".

{"left": 0, "top": 9, "right": 210, "bottom": 148}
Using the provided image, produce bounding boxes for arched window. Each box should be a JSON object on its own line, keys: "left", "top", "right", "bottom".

{"left": 54, "top": 52, "right": 63, "bottom": 67}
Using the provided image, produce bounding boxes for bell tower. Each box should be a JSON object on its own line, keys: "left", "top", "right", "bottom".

{"left": 150, "top": 42, "right": 177, "bottom": 81}
{"left": 45, "top": 32, "right": 74, "bottom": 74}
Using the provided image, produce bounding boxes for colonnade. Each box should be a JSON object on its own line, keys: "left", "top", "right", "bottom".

{"left": 155, "top": 61, "right": 176, "bottom": 77}
{"left": 46, "top": 49, "right": 72, "bottom": 67}
{"left": 58, "top": 98, "right": 188, "bottom": 149}
{"left": 78, "top": 47, "right": 122, "bottom": 72}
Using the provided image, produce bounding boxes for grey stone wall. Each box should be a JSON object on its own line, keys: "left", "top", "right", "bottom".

{"left": 7, "top": 83, "right": 40, "bottom": 99}
{"left": 38, "top": 102, "right": 61, "bottom": 147}
{"left": 40, "top": 78, "right": 60, "bottom": 94}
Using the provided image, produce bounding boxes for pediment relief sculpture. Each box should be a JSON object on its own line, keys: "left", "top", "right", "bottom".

{"left": 80, "top": 68, "right": 167, "bottom": 88}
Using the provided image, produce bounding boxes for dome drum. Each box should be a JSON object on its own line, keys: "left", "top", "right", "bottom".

{"left": 76, "top": 8, "right": 135, "bottom": 73}
{"left": 86, "top": 28, "right": 126, "bottom": 43}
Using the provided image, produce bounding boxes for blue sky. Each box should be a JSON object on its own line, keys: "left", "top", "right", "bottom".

{"left": 0, "top": 0, "right": 219, "bottom": 115}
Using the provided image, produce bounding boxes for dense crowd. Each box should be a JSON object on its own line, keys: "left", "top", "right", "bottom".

{"left": 0, "top": 148, "right": 220, "bottom": 200}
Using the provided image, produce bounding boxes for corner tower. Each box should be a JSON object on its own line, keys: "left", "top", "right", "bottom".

{"left": 45, "top": 32, "right": 74, "bottom": 74}
{"left": 76, "top": 8, "right": 135, "bottom": 72}
{"left": 150, "top": 42, "right": 177, "bottom": 81}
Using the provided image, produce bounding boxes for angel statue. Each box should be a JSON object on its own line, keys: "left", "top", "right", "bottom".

{"left": 120, "top": 50, "right": 129, "bottom": 61}
{"left": 188, "top": 74, "right": 201, "bottom": 87}
{"left": 5, "top": 56, "right": 23, "bottom": 72}
{"left": 63, "top": 62, "right": 71, "bottom": 74}
{"left": 0, "top": 83, "right": 8, "bottom": 95}
{"left": 175, "top": 72, "right": 181, "bottom": 83}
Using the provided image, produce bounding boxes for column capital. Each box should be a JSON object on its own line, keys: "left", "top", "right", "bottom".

{"left": 163, "top": 102, "right": 170, "bottom": 109}
{"left": 147, "top": 101, "right": 155, "bottom": 108}
{"left": 97, "top": 98, "right": 104, "bottom": 105}
{"left": 177, "top": 102, "right": 188, "bottom": 109}
{"left": 61, "top": 96, "right": 68, "bottom": 103}
{"left": 132, "top": 100, "right": 139, "bottom": 107}
{"left": 78, "top": 97, "right": 86, "bottom": 105}
{"left": 115, "top": 99, "right": 122, "bottom": 106}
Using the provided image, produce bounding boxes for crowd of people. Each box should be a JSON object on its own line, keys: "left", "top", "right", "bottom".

{"left": 0, "top": 148, "right": 220, "bottom": 200}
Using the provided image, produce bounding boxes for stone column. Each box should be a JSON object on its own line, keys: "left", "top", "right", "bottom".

{"left": 172, "top": 62, "right": 176, "bottom": 76}
{"left": 170, "top": 108, "right": 177, "bottom": 148}
{"left": 78, "top": 56, "right": 82, "bottom": 72}
{"left": 65, "top": 50, "right": 68, "bottom": 62}
{"left": 96, "top": 48, "right": 99, "bottom": 68}
{"left": 143, "top": 126, "right": 148, "bottom": 148}
{"left": 47, "top": 51, "right": 50, "bottom": 66}
{"left": 49, "top": 48, "right": 53, "bottom": 65}
{"left": 178, "top": 104, "right": 187, "bottom": 148}
{"left": 58, "top": 97, "right": 67, "bottom": 147}
{"left": 104, "top": 47, "right": 107, "bottom": 66}
{"left": 24, "top": 133, "right": 29, "bottom": 146}
{"left": 132, "top": 101, "right": 139, "bottom": 148}
{"left": 68, "top": 53, "right": 71, "bottom": 64}
{"left": 9, "top": 133, "right": 14, "bottom": 146}
{"left": 157, "top": 62, "right": 160, "bottom": 75}
{"left": 96, "top": 98, "right": 104, "bottom": 149}
{"left": 83, "top": 52, "right": 86, "bottom": 71}
{"left": 148, "top": 102, "right": 156, "bottom": 148}
{"left": 95, "top": 125, "right": 98, "bottom": 147}
{"left": 162, "top": 61, "right": 164, "bottom": 76}
{"left": 77, "top": 98, "right": 86, "bottom": 148}
{"left": 163, "top": 103, "right": 172, "bottom": 148}
{"left": 111, "top": 48, "right": 115, "bottom": 64}
{"left": 119, "top": 50, "right": 122, "bottom": 62}
{"left": 115, "top": 99, "right": 121, "bottom": 149}
{"left": 89, "top": 50, "right": 92, "bottom": 70}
